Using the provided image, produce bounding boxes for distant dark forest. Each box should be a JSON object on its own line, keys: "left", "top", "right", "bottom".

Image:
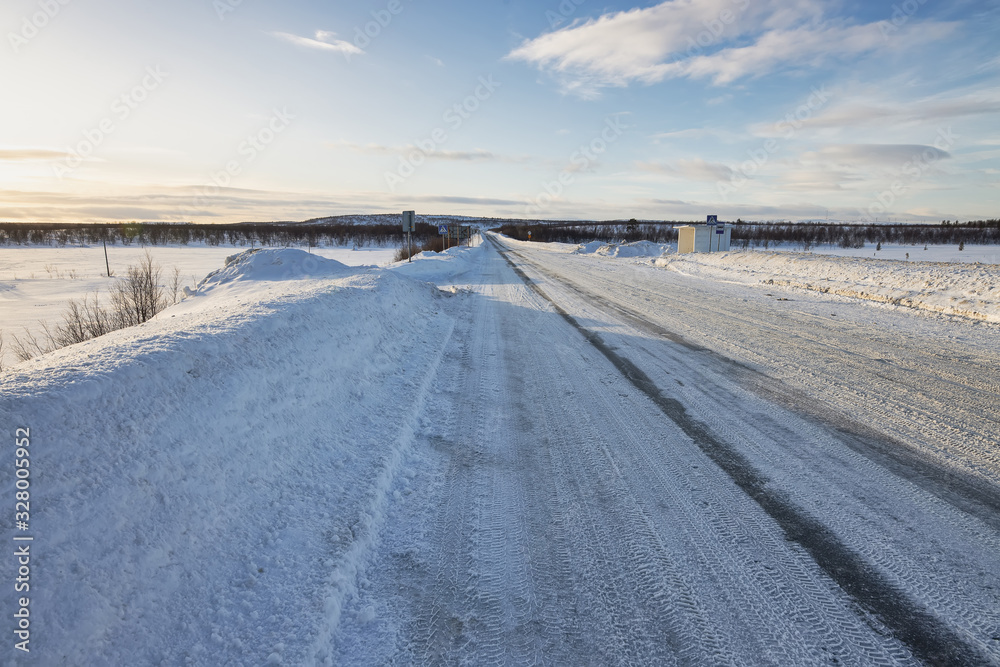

{"left": 0, "top": 220, "right": 443, "bottom": 248}
{"left": 497, "top": 219, "right": 1000, "bottom": 249}
{"left": 3, "top": 217, "right": 999, "bottom": 250}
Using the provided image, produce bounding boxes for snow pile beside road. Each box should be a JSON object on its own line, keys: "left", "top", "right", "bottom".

{"left": 575, "top": 240, "right": 606, "bottom": 254}
{"left": 198, "top": 247, "right": 356, "bottom": 287}
{"left": 656, "top": 250, "right": 1000, "bottom": 322}
{"left": 575, "top": 240, "right": 672, "bottom": 258}
{"left": 0, "top": 248, "right": 462, "bottom": 665}
{"left": 389, "top": 240, "right": 483, "bottom": 285}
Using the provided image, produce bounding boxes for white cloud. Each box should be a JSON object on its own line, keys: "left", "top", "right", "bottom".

{"left": 755, "top": 89, "right": 1000, "bottom": 134}
{"left": 506, "top": 1, "right": 957, "bottom": 94}
{"left": 771, "top": 143, "right": 955, "bottom": 192}
{"left": 638, "top": 158, "right": 734, "bottom": 182}
{"left": 650, "top": 128, "right": 718, "bottom": 141}
{"left": 812, "top": 144, "right": 951, "bottom": 166}
{"left": 0, "top": 148, "right": 73, "bottom": 161}
{"left": 506, "top": 0, "right": 755, "bottom": 94}
{"left": 273, "top": 31, "right": 364, "bottom": 57}
{"left": 333, "top": 142, "right": 529, "bottom": 164}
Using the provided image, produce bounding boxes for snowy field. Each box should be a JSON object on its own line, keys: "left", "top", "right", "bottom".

{"left": 0, "top": 244, "right": 397, "bottom": 368}
{"left": 4, "top": 241, "right": 997, "bottom": 369}
{"left": 655, "top": 249, "right": 1000, "bottom": 323}
{"left": 2, "top": 235, "right": 999, "bottom": 664}
{"left": 541, "top": 238, "right": 1000, "bottom": 324}
{"left": 764, "top": 241, "right": 1000, "bottom": 264}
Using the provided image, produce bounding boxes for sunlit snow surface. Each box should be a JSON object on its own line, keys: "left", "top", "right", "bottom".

{"left": 0, "top": 244, "right": 396, "bottom": 368}
{"left": 1, "top": 236, "right": 998, "bottom": 665}
{"left": 1, "top": 246, "right": 469, "bottom": 664}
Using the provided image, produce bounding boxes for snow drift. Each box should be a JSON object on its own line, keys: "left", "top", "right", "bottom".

{"left": 574, "top": 240, "right": 672, "bottom": 258}
{"left": 0, "top": 248, "right": 466, "bottom": 665}
{"left": 654, "top": 251, "right": 1000, "bottom": 323}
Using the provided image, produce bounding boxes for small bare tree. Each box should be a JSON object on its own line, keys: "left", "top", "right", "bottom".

{"left": 55, "top": 292, "right": 114, "bottom": 346}
{"left": 10, "top": 325, "right": 57, "bottom": 362}
{"left": 170, "top": 266, "right": 182, "bottom": 304}
{"left": 12, "top": 252, "right": 173, "bottom": 362}
{"left": 110, "top": 251, "right": 165, "bottom": 328}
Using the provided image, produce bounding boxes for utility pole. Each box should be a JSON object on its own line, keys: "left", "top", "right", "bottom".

{"left": 103, "top": 239, "right": 111, "bottom": 276}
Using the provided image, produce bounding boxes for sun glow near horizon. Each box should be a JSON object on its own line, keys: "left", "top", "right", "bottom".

{"left": 2, "top": 0, "right": 998, "bottom": 224}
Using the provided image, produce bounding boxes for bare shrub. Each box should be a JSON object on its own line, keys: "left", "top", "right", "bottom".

{"left": 54, "top": 292, "right": 114, "bottom": 346}
{"left": 420, "top": 237, "right": 445, "bottom": 253}
{"left": 395, "top": 236, "right": 447, "bottom": 261}
{"left": 10, "top": 326, "right": 57, "bottom": 362}
{"left": 110, "top": 251, "right": 165, "bottom": 328}
{"left": 170, "top": 266, "right": 181, "bottom": 304}
{"left": 13, "top": 252, "right": 173, "bottom": 362}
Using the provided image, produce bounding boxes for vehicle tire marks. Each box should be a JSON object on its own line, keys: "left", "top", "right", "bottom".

{"left": 493, "top": 236, "right": 995, "bottom": 666}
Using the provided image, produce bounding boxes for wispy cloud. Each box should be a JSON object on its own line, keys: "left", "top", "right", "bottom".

{"left": 752, "top": 89, "right": 1000, "bottom": 135}
{"left": 334, "top": 141, "right": 531, "bottom": 164}
{"left": 648, "top": 127, "right": 738, "bottom": 144}
{"left": 0, "top": 148, "right": 73, "bottom": 161}
{"left": 506, "top": 0, "right": 957, "bottom": 95}
{"left": 272, "top": 30, "right": 363, "bottom": 57}
{"left": 637, "top": 158, "right": 734, "bottom": 182}
{"left": 0, "top": 186, "right": 527, "bottom": 223}
{"left": 771, "top": 143, "right": 955, "bottom": 192}
{"left": 706, "top": 94, "right": 733, "bottom": 106}
{"left": 811, "top": 144, "right": 951, "bottom": 166}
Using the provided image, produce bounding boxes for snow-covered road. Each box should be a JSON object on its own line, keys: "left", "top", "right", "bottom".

{"left": 334, "top": 235, "right": 1000, "bottom": 665}
{"left": 3, "top": 236, "right": 999, "bottom": 665}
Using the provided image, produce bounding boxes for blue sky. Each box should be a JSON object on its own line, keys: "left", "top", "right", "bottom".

{"left": 1, "top": 0, "right": 998, "bottom": 223}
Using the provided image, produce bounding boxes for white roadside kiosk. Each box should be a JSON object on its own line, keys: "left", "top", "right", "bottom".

{"left": 677, "top": 215, "right": 732, "bottom": 253}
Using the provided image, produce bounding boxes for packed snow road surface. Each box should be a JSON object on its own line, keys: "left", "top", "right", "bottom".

{"left": 3, "top": 238, "right": 999, "bottom": 665}
{"left": 337, "top": 236, "right": 1000, "bottom": 665}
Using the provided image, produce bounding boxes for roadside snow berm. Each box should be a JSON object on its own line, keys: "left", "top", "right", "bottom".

{"left": 197, "top": 248, "right": 356, "bottom": 289}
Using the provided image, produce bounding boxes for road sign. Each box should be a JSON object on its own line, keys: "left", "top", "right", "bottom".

{"left": 438, "top": 225, "right": 448, "bottom": 235}
{"left": 716, "top": 227, "right": 725, "bottom": 234}
{"left": 401, "top": 210, "right": 415, "bottom": 232}
{"left": 707, "top": 214, "right": 718, "bottom": 225}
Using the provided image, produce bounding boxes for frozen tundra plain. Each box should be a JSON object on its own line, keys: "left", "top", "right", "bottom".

{"left": 2, "top": 233, "right": 1000, "bottom": 665}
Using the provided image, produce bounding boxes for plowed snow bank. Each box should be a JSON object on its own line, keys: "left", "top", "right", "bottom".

{"left": 655, "top": 251, "right": 1000, "bottom": 322}
{"left": 0, "top": 247, "right": 467, "bottom": 665}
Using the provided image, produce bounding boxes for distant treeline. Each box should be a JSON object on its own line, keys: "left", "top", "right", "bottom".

{"left": 497, "top": 219, "right": 1000, "bottom": 248}
{"left": 0, "top": 221, "right": 441, "bottom": 248}
{"left": 498, "top": 221, "right": 677, "bottom": 244}
{"left": 5, "top": 217, "right": 1000, "bottom": 250}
